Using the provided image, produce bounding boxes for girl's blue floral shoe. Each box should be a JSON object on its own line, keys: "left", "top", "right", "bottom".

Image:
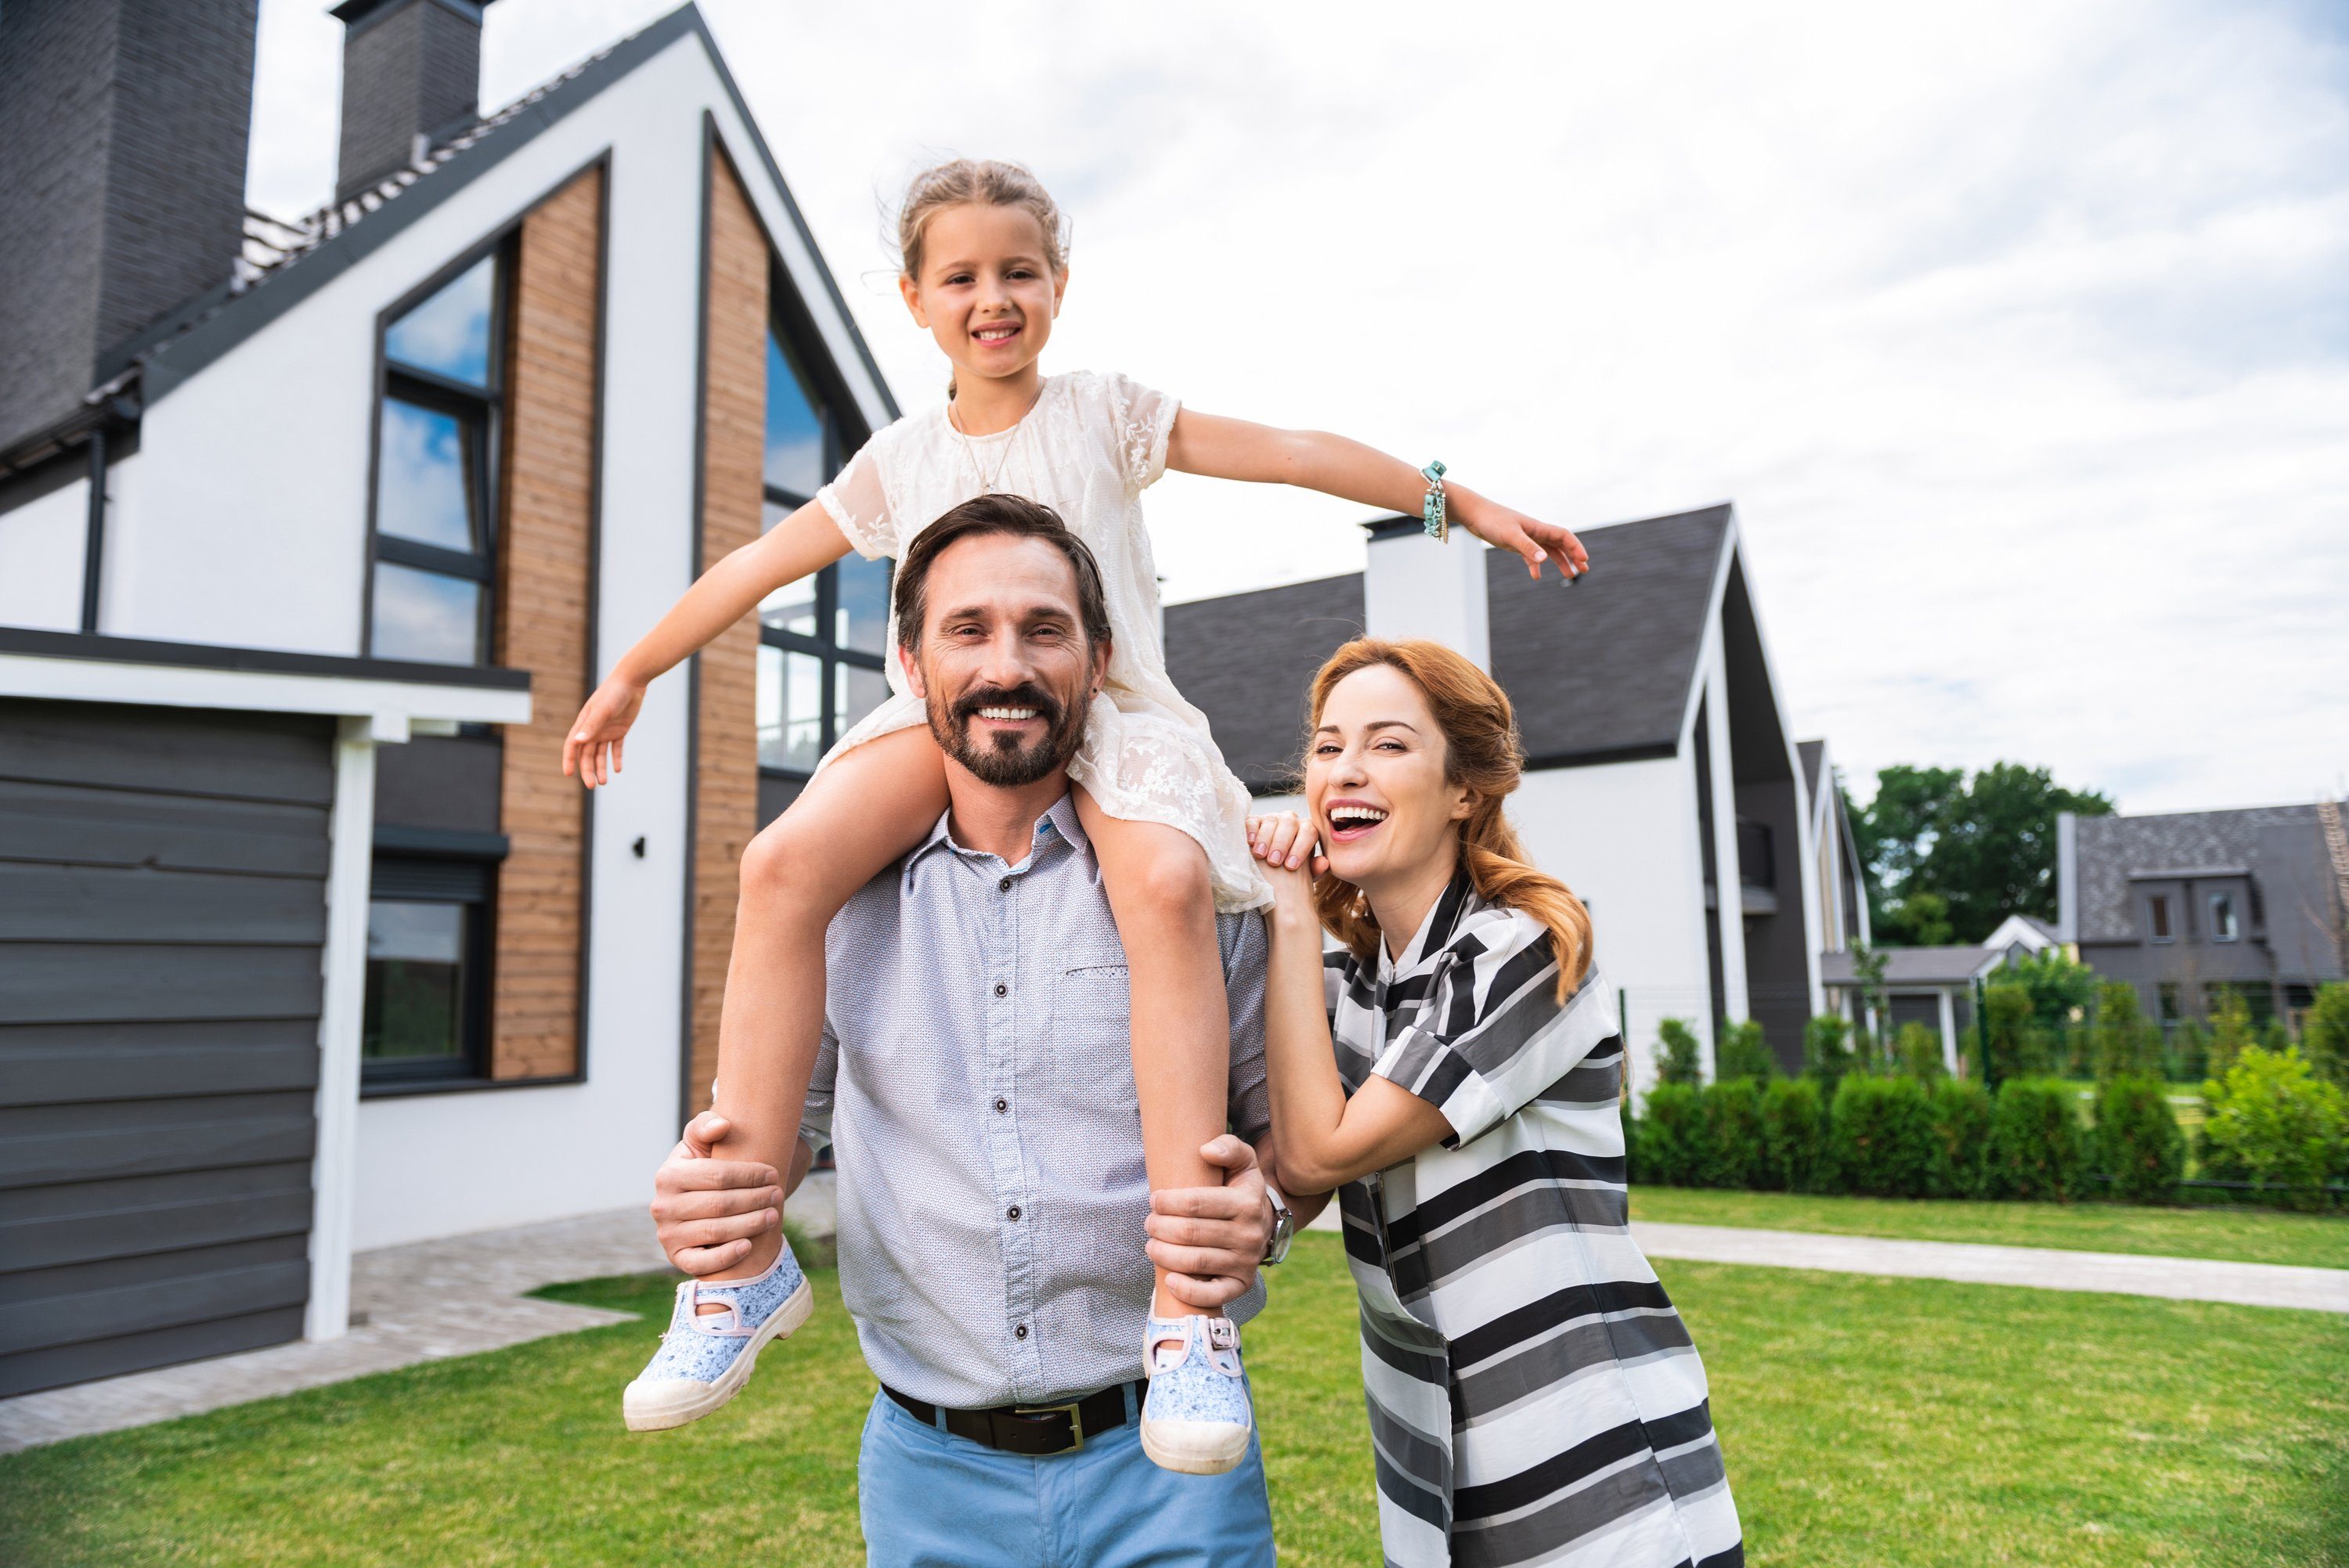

{"left": 1138, "top": 1313, "right": 1253, "bottom": 1475}
{"left": 622, "top": 1248, "right": 814, "bottom": 1432}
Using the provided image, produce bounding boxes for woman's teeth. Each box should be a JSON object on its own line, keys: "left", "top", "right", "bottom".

{"left": 977, "top": 706, "right": 1039, "bottom": 722}
{"left": 1330, "top": 806, "right": 1387, "bottom": 827}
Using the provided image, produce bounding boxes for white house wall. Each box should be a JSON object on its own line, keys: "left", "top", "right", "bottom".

{"left": 0, "top": 474, "right": 88, "bottom": 632}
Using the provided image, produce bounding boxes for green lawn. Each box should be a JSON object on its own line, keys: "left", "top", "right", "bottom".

{"left": 1630, "top": 1187, "right": 2349, "bottom": 1271}
{"left": 3, "top": 1235, "right": 2345, "bottom": 1566}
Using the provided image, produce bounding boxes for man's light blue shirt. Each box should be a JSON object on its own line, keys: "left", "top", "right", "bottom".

{"left": 800, "top": 790, "right": 1272, "bottom": 1410}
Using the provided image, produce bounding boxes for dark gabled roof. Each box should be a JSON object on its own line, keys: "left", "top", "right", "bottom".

{"left": 1487, "top": 503, "right": 1732, "bottom": 766}
{"left": 127, "top": 4, "right": 895, "bottom": 421}
{"left": 1162, "top": 503, "right": 1737, "bottom": 791}
{"left": 2075, "top": 802, "right": 2341, "bottom": 945}
{"left": 1163, "top": 573, "right": 1366, "bottom": 792}
{"left": 1799, "top": 739, "right": 1826, "bottom": 801}
{"left": 1820, "top": 945, "right": 1991, "bottom": 987}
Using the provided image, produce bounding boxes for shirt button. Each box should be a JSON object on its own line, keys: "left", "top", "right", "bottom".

{"left": 993, "top": 982, "right": 1008, "bottom": 998}
{"left": 994, "top": 1098, "right": 1009, "bottom": 1113}
{"left": 998, "top": 875, "right": 1012, "bottom": 892}
{"left": 1007, "top": 1205, "right": 1022, "bottom": 1220}
{"left": 1014, "top": 1324, "right": 1029, "bottom": 1340}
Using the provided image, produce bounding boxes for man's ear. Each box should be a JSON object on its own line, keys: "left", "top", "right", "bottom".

{"left": 898, "top": 272, "right": 928, "bottom": 329}
{"left": 1088, "top": 632, "right": 1110, "bottom": 697}
{"left": 898, "top": 640, "right": 926, "bottom": 700}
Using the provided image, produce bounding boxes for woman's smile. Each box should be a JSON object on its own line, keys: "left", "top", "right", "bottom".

{"left": 1323, "top": 798, "right": 1391, "bottom": 843}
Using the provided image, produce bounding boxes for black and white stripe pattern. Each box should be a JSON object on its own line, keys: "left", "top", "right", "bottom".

{"left": 1326, "top": 871, "right": 1743, "bottom": 1567}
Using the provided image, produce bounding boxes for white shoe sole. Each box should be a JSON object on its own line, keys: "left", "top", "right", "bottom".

{"left": 1139, "top": 1417, "right": 1251, "bottom": 1476}
{"left": 622, "top": 1277, "right": 815, "bottom": 1433}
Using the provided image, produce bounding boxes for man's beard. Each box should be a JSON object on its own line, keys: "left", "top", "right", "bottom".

{"left": 926, "top": 678, "right": 1088, "bottom": 788}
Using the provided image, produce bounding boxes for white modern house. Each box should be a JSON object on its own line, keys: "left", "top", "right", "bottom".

{"left": 1166, "top": 506, "right": 1864, "bottom": 1094}
{"left": 0, "top": 1, "right": 896, "bottom": 1395}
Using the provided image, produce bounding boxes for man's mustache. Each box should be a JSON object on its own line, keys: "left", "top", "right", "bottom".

{"left": 951, "top": 683, "right": 1063, "bottom": 727}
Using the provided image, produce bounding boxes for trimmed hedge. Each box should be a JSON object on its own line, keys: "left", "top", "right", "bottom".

{"left": 1698, "top": 1078, "right": 1768, "bottom": 1188}
{"left": 1983, "top": 1079, "right": 2086, "bottom": 1200}
{"left": 2094, "top": 1075, "right": 2184, "bottom": 1203}
{"left": 1635, "top": 1082, "right": 1705, "bottom": 1188}
{"left": 1828, "top": 1075, "right": 1934, "bottom": 1197}
{"left": 1760, "top": 1078, "right": 1829, "bottom": 1193}
{"left": 1925, "top": 1079, "right": 1994, "bottom": 1199}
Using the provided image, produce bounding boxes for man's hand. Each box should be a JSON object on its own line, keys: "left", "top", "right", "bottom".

{"left": 650, "top": 1111, "right": 781, "bottom": 1276}
{"left": 1145, "top": 1134, "right": 1274, "bottom": 1311}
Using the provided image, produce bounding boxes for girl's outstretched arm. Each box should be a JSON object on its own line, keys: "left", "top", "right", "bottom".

{"left": 1249, "top": 817, "right": 1454, "bottom": 1195}
{"left": 564, "top": 500, "right": 854, "bottom": 787}
{"left": 1165, "top": 409, "right": 1590, "bottom": 581}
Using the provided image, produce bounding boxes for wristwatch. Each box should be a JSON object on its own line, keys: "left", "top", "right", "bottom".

{"left": 1261, "top": 1181, "right": 1296, "bottom": 1267}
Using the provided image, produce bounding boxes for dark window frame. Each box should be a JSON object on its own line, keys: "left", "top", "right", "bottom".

{"left": 363, "top": 240, "right": 514, "bottom": 666}
{"left": 361, "top": 856, "right": 495, "bottom": 1090}
{"left": 2148, "top": 893, "right": 2173, "bottom": 943}
{"left": 758, "top": 276, "right": 884, "bottom": 784}
{"left": 2209, "top": 890, "right": 2239, "bottom": 943}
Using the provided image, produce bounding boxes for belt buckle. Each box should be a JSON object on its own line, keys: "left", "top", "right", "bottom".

{"left": 1011, "top": 1397, "right": 1085, "bottom": 1453}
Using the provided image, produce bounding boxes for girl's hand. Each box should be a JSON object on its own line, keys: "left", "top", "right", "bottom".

{"left": 1459, "top": 497, "right": 1589, "bottom": 582}
{"left": 1247, "top": 813, "right": 1326, "bottom": 912}
{"left": 564, "top": 675, "right": 647, "bottom": 789}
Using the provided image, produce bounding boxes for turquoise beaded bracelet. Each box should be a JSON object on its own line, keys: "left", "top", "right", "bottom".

{"left": 1420, "top": 461, "right": 1449, "bottom": 542}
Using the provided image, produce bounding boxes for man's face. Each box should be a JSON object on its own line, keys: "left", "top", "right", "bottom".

{"left": 901, "top": 533, "right": 1105, "bottom": 788}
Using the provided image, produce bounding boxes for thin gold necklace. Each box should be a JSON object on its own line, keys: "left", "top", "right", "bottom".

{"left": 947, "top": 383, "right": 1041, "bottom": 495}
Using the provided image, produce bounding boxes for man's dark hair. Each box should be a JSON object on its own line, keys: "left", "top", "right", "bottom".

{"left": 892, "top": 495, "right": 1113, "bottom": 651}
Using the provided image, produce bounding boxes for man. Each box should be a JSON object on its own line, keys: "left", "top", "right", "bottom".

{"left": 644, "top": 495, "right": 1325, "bottom": 1566}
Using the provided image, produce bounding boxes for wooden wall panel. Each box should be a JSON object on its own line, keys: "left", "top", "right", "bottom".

{"left": 491, "top": 165, "right": 601, "bottom": 1081}
{"left": 687, "top": 152, "right": 768, "bottom": 1112}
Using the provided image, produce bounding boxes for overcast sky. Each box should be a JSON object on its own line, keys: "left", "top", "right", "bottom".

{"left": 246, "top": 0, "right": 2349, "bottom": 813}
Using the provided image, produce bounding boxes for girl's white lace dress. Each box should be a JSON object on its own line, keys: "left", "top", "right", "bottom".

{"left": 815, "top": 369, "right": 1272, "bottom": 912}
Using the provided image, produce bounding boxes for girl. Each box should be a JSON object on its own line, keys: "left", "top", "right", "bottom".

{"left": 578, "top": 159, "right": 1588, "bottom": 1468}
{"left": 1244, "top": 640, "right": 1743, "bottom": 1565}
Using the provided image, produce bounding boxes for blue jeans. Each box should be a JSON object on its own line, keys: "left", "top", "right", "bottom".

{"left": 857, "top": 1386, "right": 1277, "bottom": 1568}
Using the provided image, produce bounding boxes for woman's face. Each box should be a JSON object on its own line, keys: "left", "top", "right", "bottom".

{"left": 1305, "top": 663, "right": 1473, "bottom": 893}
{"left": 898, "top": 202, "right": 1065, "bottom": 387}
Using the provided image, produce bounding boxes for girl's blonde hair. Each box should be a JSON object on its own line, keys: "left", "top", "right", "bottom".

{"left": 1306, "top": 638, "right": 1594, "bottom": 1000}
{"left": 896, "top": 158, "right": 1070, "bottom": 282}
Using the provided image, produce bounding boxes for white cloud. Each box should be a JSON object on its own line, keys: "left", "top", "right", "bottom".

{"left": 249, "top": 0, "right": 2349, "bottom": 813}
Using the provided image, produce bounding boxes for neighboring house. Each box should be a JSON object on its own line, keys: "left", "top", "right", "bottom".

{"left": 1801, "top": 737, "right": 1871, "bottom": 958}
{"left": 2058, "top": 800, "right": 2349, "bottom": 1032}
{"left": 1166, "top": 505, "right": 1864, "bottom": 1085}
{"left": 1818, "top": 913, "right": 2059, "bottom": 1072}
{"left": 0, "top": 1, "right": 896, "bottom": 1396}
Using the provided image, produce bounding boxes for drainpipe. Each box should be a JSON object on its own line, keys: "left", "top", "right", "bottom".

{"left": 79, "top": 427, "right": 107, "bottom": 633}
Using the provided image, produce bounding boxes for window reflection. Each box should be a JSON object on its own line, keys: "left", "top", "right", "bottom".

{"left": 372, "top": 561, "right": 482, "bottom": 665}
{"left": 766, "top": 331, "right": 828, "bottom": 499}
{"left": 835, "top": 661, "right": 889, "bottom": 737}
{"left": 836, "top": 553, "right": 889, "bottom": 655}
{"left": 757, "top": 645, "right": 824, "bottom": 772}
{"left": 363, "top": 900, "right": 468, "bottom": 1061}
{"left": 760, "top": 577, "right": 817, "bottom": 640}
{"left": 377, "top": 399, "right": 477, "bottom": 551}
{"left": 386, "top": 255, "right": 496, "bottom": 387}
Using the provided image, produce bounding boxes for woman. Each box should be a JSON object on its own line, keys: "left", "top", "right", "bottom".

{"left": 1247, "top": 638, "right": 1743, "bottom": 1568}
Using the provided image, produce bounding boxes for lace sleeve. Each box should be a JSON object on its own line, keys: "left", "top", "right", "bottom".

{"left": 816, "top": 429, "right": 897, "bottom": 561}
{"left": 1102, "top": 371, "right": 1181, "bottom": 494}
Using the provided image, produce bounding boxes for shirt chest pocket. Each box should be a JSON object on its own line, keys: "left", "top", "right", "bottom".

{"left": 1048, "top": 953, "right": 1141, "bottom": 1123}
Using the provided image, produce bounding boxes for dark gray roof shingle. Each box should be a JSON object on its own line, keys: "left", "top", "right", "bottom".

{"left": 1820, "top": 946, "right": 1992, "bottom": 986}
{"left": 1163, "top": 573, "right": 1366, "bottom": 791}
{"left": 2075, "top": 803, "right": 2342, "bottom": 946}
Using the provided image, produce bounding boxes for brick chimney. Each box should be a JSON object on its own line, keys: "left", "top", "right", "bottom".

{"left": 0, "top": 0, "right": 260, "bottom": 452}
{"left": 333, "top": 0, "right": 500, "bottom": 204}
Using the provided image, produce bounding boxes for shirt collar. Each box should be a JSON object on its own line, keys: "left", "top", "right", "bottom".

{"left": 905, "top": 788, "right": 1090, "bottom": 875}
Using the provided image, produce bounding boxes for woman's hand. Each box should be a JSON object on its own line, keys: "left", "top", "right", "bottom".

{"left": 1247, "top": 812, "right": 1326, "bottom": 917}
{"left": 564, "top": 675, "right": 647, "bottom": 789}
{"left": 1456, "top": 495, "right": 1589, "bottom": 582}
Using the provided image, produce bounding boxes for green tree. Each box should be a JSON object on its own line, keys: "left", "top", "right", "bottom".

{"left": 2009, "top": 949, "right": 2098, "bottom": 1034}
{"left": 2305, "top": 982, "right": 2349, "bottom": 1090}
{"left": 1895, "top": 1021, "right": 1947, "bottom": 1082}
{"left": 1850, "top": 765, "right": 1963, "bottom": 937}
{"left": 1853, "top": 762, "right": 2113, "bottom": 945}
{"left": 1978, "top": 982, "right": 2035, "bottom": 1087}
{"left": 2091, "top": 981, "right": 2156, "bottom": 1081}
{"left": 1715, "top": 1018, "right": 1777, "bottom": 1083}
{"left": 2208, "top": 986, "right": 2256, "bottom": 1080}
{"left": 1802, "top": 1014, "right": 1855, "bottom": 1099}
{"left": 1655, "top": 1018, "right": 1705, "bottom": 1087}
{"left": 1847, "top": 944, "right": 1890, "bottom": 1065}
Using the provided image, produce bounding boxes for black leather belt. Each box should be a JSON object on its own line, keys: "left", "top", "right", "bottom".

{"left": 882, "top": 1377, "right": 1142, "bottom": 1456}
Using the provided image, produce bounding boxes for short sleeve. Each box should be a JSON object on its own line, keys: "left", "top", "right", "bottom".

{"left": 1101, "top": 371, "right": 1180, "bottom": 494}
{"left": 1220, "top": 911, "right": 1272, "bottom": 1148}
{"left": 1371, "top": 912, "right": 1611, "bottom": 1150}
{"left": 815, "top": 428, "right": 898, "bottom": 561}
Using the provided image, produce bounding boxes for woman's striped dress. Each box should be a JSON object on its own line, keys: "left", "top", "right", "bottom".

{"left": 1324, "top": 871, "right": 1743, "bottom": 1568}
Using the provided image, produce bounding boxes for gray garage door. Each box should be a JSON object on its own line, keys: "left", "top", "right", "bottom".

{"left": 0, "top": 698, "right": 330, "bottom": 1397}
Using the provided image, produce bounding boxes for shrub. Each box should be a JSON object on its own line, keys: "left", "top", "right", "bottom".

{"left": 1698, "top": 1080, "right": 1768, "bottom": 1188}
{"left": 2011, "top": 948, "right": 2098, "bottom": 1036}
{"left": 1635, "top": 1083, "right": 1706, "bottom": 1187}
{"left": 2307, "top": 982, "right": 2349, "bottom": 1091}
{"left": 2169, "top": 1019, "right": 2210, "bottom": 1085}
{"left": 1759, "top": 1078, "right": 1829, "bottom": 1193}
{"left": 1895, "top": 1021, "right": 1947, "bottom": 1083}
{"left": 2093, "top": 1075, "right": 2184, "bottom": 1203}
{"left": 1716, "top": 1019, "right": 1777, "bottom": 1083}
{"left": 2197, "top": 1047, "right": 2348, "bottom": 1209}
{"left": 1979, "top": 982, "right": 2034, "bottom": 1087}
{"left": 1924, "top": 1078, "right": 1994, "bottom": 1199}
{"left": 1655, "top": 1018, "right": 1705, "bottom": 1088}
{"left": 2206, "top": 986, "right": 2255, "bottom": 1081}
{"left": 1802, "top": 1014, "right": 1856, "bottom": 1098}
{"left": 1826, "top": 1074, "right": 1933, "bottom": 1197}
{"left": 1984, "top": 1079, "right": 2086, "bottom": 1200}
{"left": 2091, "top": 981, "right": 2156, "bottom": 1081}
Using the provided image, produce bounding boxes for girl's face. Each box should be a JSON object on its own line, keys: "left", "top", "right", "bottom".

{"left": 899, "top": 202, "right": 1065, "bottom": 391}
{"left": 1305, "top": 664, "right": 1473, "bottom": 894}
